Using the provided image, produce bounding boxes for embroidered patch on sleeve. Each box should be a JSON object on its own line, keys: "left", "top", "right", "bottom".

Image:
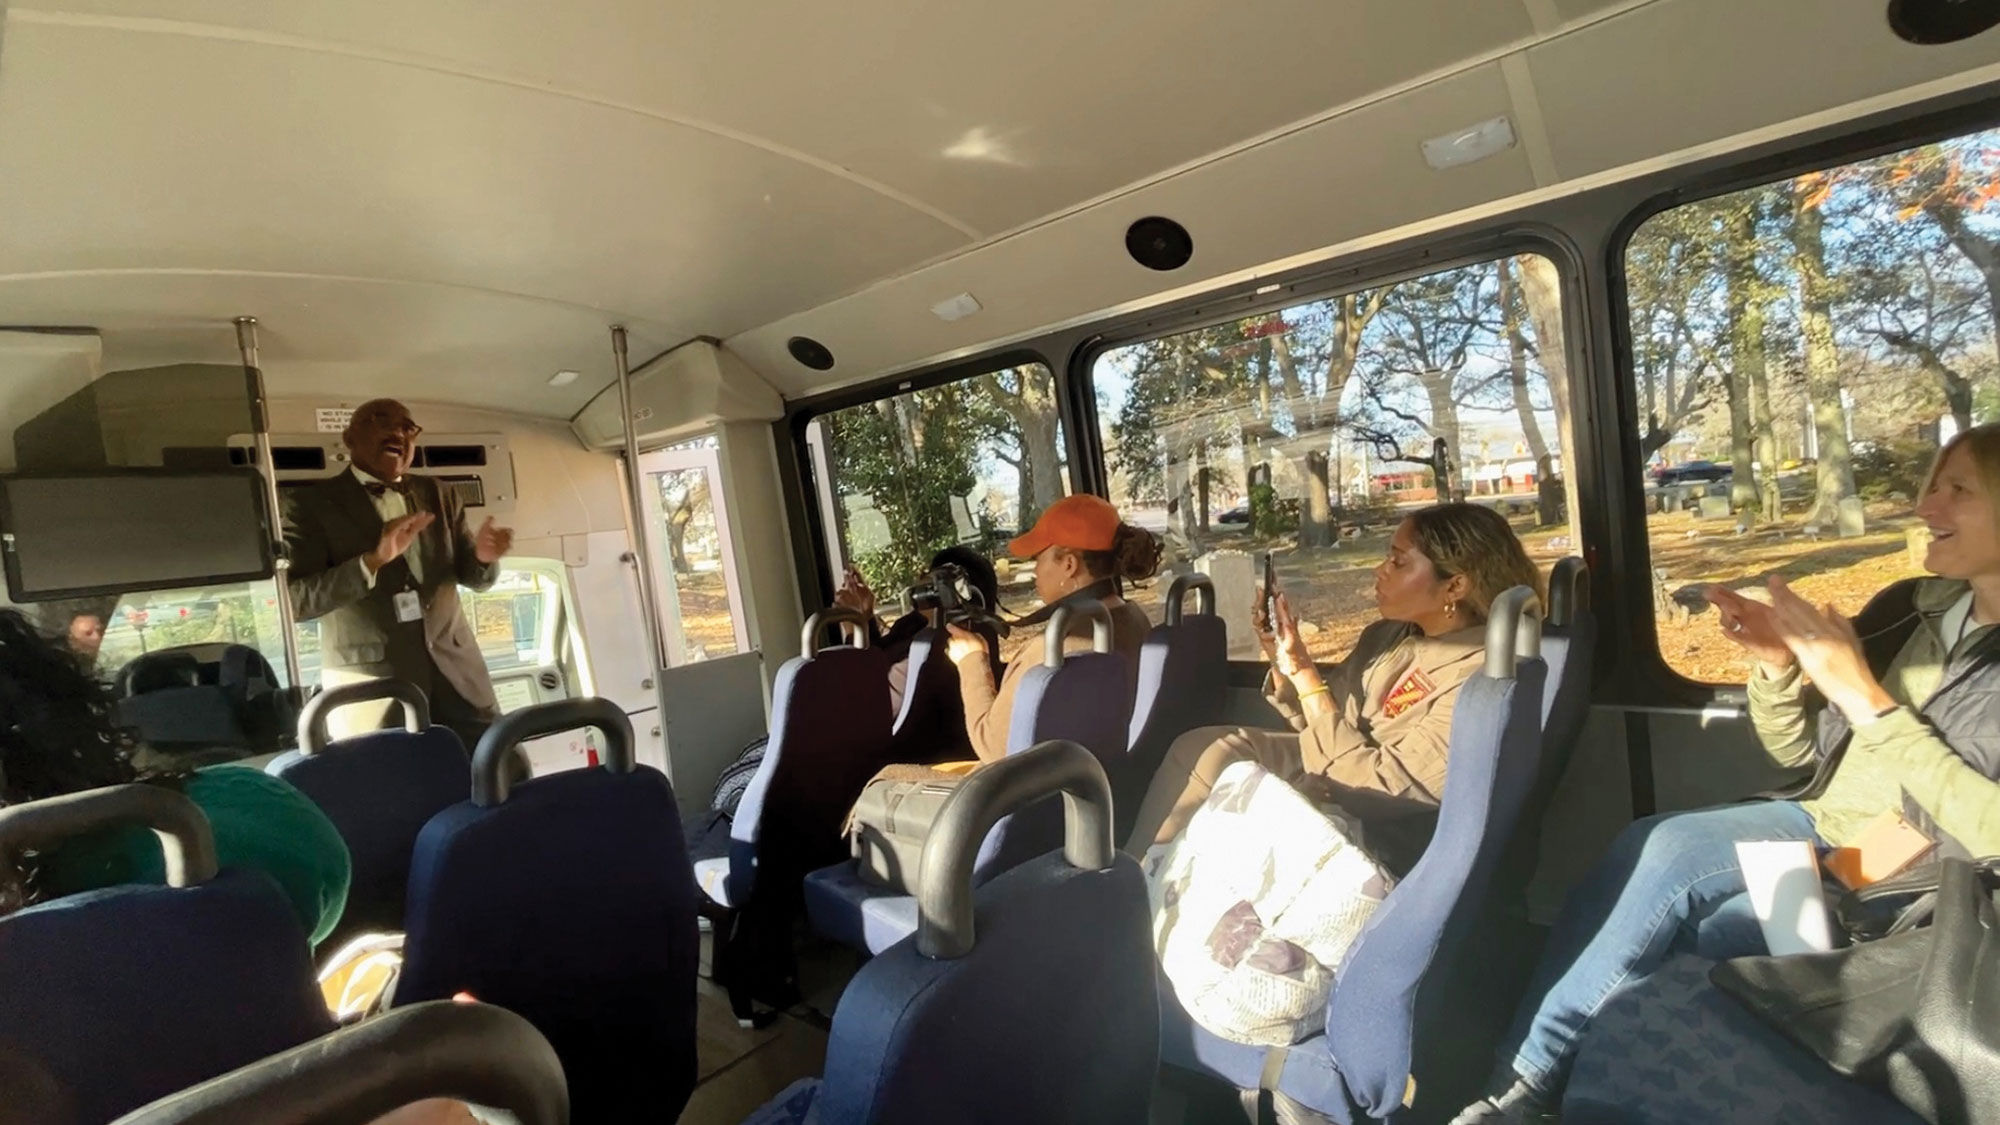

{"left": 1382, "top": 668, "right": 1436, "bottom": 719}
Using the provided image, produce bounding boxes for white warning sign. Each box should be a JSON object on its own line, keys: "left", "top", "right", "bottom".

{"left": 315, "top": 407, "right": 354, "bottom": 433}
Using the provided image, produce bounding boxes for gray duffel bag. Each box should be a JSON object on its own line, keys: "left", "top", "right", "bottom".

{"left": 850, "top": 776, "right": 965, "bottom": 891}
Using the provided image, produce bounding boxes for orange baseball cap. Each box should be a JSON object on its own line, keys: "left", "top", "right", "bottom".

{"left": 1007, "top": 494, "right": 1121, "bottom": 559}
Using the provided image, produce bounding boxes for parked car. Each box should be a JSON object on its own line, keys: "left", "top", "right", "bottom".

{"left": 1652, "top": 459, "right": 1732, "bottom": 486}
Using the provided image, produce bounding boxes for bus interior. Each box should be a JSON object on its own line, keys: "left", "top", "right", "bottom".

{"left": 3, "top": 0, "right": 2000, "bottom": 1121}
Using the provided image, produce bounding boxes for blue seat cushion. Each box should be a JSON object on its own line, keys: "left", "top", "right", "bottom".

{"left": 397, "top": 766, "right": 700, "bottom": 1123}
{"left": 1562, "top": 954, "right": 1922, "bottom": 1125}
{"left": 817, "top": 853, "right": 1158, "bottom": 1124}
{"left": 802, "top": 861, "right": 920, "bottom": 955}
{"left": 0, "top": 871, "right": 333, "bottom": 1124}
{"left": 268, "top": 727, "right": 468, "bottom": 935}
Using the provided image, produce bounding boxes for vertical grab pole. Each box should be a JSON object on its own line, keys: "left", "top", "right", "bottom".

{"left": 613, "top": 326, "right": 671, "bottom": 672}
{"left": 234, "top": 316, "right": 306, "bottom": 694}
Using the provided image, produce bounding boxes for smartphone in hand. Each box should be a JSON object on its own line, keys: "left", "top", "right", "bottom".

{"left": 1263, "top": 552, "right": 1279, "bottom": 627}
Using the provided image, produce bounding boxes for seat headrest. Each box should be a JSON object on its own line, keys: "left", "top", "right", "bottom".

{"left": 124, "top": 653, "right": 203, "bottom": 696}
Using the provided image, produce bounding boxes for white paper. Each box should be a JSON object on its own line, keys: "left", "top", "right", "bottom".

{"left": 315, "top": 406, "right": 354, "bottom": 433}
{"left": 1734, "top": 839, "right": 1836, "bottom": 955}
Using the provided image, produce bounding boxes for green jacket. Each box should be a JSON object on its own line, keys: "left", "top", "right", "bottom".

{"left": 1749, "top": 577, "right": 2000, "bottom": 854}
{"left": 36, "top": 765, "right": 351, "bottom": 946}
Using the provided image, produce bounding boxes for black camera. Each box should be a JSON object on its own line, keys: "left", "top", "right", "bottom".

{"left": 908, "top": 563, "right": 1000, "bottom": 631}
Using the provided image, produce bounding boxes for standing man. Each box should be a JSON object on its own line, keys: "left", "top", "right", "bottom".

{"left": 284, "top": 399, "right": 514, "bottom": 747}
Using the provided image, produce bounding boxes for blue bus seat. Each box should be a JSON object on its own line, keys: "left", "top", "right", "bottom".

{"left": 267, "top": 679, "right": 468, "bottom": 941}
{"left": 744, "top": 741, "right": 1158, "bottom": 1125}
{"left": 1158, "top": 587, "right": 1549, "bottom": 1123}
{"left": 1118, "top": 574, "right": 1228, "bottom": 841}
{"left": 217, "top": 644, "right": 297, "bottom": 750}
{"left": 883, "top": 623, "right": 998, "bottom": 764}
{"left": 0, "top": 786, "right": 332, "bottom": 1125}
{"left": 1560, "top": 954, "right": 1920, "bottom": 1125}
{"left": 695, "top": 610, "right": 892, "bottom": 1023}
{"left": 113, "top": 646, "right": 291, "bottom": 756}
{"left": 693, "top": 611, "right": 893, "bottom": 910}
{"left": 1538, "top": 558, "right": 1596, "bottom": 758}
{"left": 1480, "top": 557, "right": 1597, "bottom": 920}
{"left": 395, "top": 699, "right": 699, "bottom": 1123}
{"left": 803, "top": 601, "right": 1135, "bottom": 955}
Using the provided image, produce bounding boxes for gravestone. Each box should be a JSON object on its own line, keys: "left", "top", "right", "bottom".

{"left": 1696, "top": 496, "right": 1731, "bottom": 521}
{"left": 1907, "top": 526, "right": 1934, "bottom": 569}
{"left": 1196, "top": 549, "right": 1260, "bottom": 660}
{"left": 1837, "top": 496, "right": 1867, "bottom": 539}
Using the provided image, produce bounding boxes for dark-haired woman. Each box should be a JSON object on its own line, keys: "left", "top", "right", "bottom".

{"left": 945, "top": 494, "right": 1162, "bottom": 763}
{"left": 833, "top": 544, "right": 1005, "bottom": 714}
{"left": 1126, "top": 502, "right": 1543, "bottom": 875}
{"left": 0, "top": 610, "right": 350, "bottom": 947}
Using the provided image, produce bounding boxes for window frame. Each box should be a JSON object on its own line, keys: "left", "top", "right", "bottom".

{"left": 781, "top": 348, "right": 1063, "bottom": 615}
{"left": 1070, "top": 230, "right": 1590, "bottom": 683}
{"left": 768, "top": 82, "right": 2000, "bottom": 708}
{"left": 1601, "top": 98, "right": 2000, "bottom": 701}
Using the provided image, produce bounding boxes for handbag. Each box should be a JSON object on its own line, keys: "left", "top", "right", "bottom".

{"left": 1711, "top": 856, "right": 2000, "bottom": 1125}
{"left": 847, "top": 775, "right": 964, "bottom": 891}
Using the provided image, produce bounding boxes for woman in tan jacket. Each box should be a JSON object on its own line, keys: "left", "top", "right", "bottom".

{"left": 1125, "top": 502, "right": 1542, "bottom": 873}
{"left": 946, "top": 493, "right": 1160, "bottom": 763}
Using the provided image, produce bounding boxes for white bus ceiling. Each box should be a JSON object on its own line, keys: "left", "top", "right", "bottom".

{"left": 0, "top": 0, "right": 1997, "bottom": 410}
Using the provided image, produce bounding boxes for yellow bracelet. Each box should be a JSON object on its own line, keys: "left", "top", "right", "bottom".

{"left": 1298, "top": 684, "right": 1330, "bottom": 701}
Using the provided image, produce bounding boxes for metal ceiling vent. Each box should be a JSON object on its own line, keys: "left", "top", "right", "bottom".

{"left": 787, "top": 336, "right": 836, "bottom": 371}
{"left": 1888, "top": 0, "right": 2000, "bottom": 43}
{"left": 1125, "top": 216, "right": 1194, "bottom": 272}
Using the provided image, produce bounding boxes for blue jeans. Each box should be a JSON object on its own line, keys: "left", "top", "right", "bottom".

{"left": 1501, "top": 800, "right": 1818, "bottom": 1090}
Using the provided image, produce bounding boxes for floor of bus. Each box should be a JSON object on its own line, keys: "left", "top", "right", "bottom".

{"left": 685, "top": 928, "right": 847, "bottom": 1124}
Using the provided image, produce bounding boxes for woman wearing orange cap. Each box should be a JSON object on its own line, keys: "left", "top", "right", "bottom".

{"left": 944, "top": 494, "right": 1161, "bottom": 763}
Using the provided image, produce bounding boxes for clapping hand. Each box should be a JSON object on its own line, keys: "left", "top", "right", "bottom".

{"left": 1705, "top": 584, "right": 1794, "bottom": 674}
{"left": 1763, "top": 577, "right": 1894, "bottom": 720}
{"left": 473, "top": 517, "right": 514, "bottom": 565}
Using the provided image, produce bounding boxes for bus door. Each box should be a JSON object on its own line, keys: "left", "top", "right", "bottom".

{"left": 636, "top": 441, "right": 766, "bottom": 821}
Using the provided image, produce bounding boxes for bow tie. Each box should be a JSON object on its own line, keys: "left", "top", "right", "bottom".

{"left": 363, "top": 479, "right": 410, "bottom": 498}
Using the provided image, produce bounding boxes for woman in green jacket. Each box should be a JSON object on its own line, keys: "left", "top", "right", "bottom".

{"left": 0, "top": 610, "right": 350, "bottom": 947}
{"left": 1456, "top": 423, "right": 2000, "bottom": 1124}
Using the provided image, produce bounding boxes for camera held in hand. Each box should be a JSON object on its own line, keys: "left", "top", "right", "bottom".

{"left": 908, "top": 563, "right": 1006, "bottom": 633}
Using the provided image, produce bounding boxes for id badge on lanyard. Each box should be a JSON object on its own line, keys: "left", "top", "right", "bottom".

{"left": 393, "top": 588, "right": 423, "bottom": 624}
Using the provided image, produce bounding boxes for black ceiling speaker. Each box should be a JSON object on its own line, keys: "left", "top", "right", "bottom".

{"left": 1889, "top": 0, "right": 2000, "bottom": 43}
{"left": 787, "top": 336, "right": 836, "bottom": 371}
{"left": 1126, "top": 216, "right": 1194, "bottom": 272}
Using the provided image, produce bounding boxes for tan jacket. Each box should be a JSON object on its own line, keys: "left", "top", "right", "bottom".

{"left": 959, "top": 599, "right": 1153, "bottom": 764}
{"left": 1266, "top": 618, "right": 1486, "bottom": 822}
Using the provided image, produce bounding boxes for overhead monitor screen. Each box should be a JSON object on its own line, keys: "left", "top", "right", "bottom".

{"left": 0, "top": 470, "right": 274, "bottom": 602}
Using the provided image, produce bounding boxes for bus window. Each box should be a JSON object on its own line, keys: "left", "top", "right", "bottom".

{"left": 638, "top": 437, "right": 749, "bottom": 665}
{"left": 1621, "top": 128, "right": 1997, "bottom": 683}
{"left": 95, "top": 581, "right": 291, "bottom": 683}
{"left": 461, "top": 562, "right": 579, "bottom": 712}
{"left": 806, "top": 362, "right": 1069, "bottom": 633}
{"left": 96, "top": 561, "right": 582, "bottom": 714}
{"left": 1094, "top": 253, "right": 1578, "bottom": 660}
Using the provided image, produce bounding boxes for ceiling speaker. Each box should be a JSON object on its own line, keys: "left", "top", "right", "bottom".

{"left": 787, "top": 336, "right": 836, "bottom": 371}
{"left": 1888, "top": 0, "right": 2000, "bottom": 43}
{"left": 1126, "top": 216, "right": 1194, "bottom": 272}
